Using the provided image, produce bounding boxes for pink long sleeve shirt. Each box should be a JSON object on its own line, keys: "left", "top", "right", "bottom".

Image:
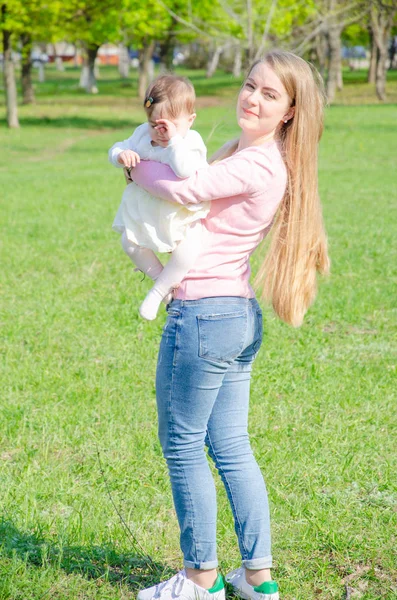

{"left": 132, "top": 140, "right": 288, "bottom": 300}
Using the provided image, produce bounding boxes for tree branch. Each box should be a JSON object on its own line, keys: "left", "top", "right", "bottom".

{"left": 254, "top": 0, "right": 278, "bottom": 60}
{"left": 292, "top": 3, "right": 366, "bottom": 56}
{"left": 155, "top": 0, "right": 229, "bottom": 40}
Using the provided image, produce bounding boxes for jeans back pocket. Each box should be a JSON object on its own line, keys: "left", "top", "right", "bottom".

{"left": 197, "top": 311, "right": 247, "bottom": 364}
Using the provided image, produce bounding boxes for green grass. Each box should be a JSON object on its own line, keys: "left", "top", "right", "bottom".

{"left": 0, "top": 65, "right": 396, "bottom": 599}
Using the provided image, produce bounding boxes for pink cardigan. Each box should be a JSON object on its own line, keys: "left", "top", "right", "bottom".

{"left": 132, "top": 141, "right": 288, "bottom": 300}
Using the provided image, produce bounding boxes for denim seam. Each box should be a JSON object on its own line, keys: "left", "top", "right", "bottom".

{"left": 169, "top": 311, "right": 198, "bottom": 566}
{"left": 206, "top": 428, "right": 249, "bottom": 558}
{"left": 253, "top": 307, "right": 263, "bottom": 354}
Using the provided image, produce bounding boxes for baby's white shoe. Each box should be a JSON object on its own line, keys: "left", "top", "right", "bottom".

{"left": 139, "top": 288, "right": 163, "bottom": 320}
{"left": 139, "top": 286, "right": 177, "bottom": 320}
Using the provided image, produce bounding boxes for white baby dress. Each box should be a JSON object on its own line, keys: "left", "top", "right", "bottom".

{"left": 109, "top": 123, "right": 209, "bottom": 253}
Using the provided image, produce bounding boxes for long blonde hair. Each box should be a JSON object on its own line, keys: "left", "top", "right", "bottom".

{"left": 212, "top": 50, "right": 330, "bottom": 327}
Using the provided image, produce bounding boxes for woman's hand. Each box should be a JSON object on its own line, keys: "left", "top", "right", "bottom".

{"left": 117, "top": 149, "right": 141, "bottom": 168}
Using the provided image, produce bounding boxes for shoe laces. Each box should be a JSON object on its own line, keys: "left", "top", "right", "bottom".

{"left": 154, "top": 571, "right": 186, "bottom": 599}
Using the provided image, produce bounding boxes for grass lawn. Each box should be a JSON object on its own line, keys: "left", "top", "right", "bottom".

{"left": 0, "top": 65, "right": 396, "bottom": 599}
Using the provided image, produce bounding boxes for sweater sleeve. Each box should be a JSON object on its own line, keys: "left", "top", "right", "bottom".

{"left": 164, "top": 130, "right": 207, "bottom": 178}
{"left": 131, "top": 147, "right": 274, "bottom": 205}
{"left": 108, "top": 123, "right": 146, "bottom": 168}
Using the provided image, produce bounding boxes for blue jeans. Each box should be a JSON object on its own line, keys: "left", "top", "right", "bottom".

{"left": 156, "top": 297, "right": 272, "bottom": 571}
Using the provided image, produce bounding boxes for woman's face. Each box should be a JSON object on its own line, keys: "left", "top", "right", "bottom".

{"left": 237, "top": 62, "right": 293, "bottom": 141}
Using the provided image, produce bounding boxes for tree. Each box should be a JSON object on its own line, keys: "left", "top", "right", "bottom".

{"left": 369, "top": 0, "right": 397, "bottom": 100}
{"left": 342, "top": 21, "right": 370, "bottom": 74}
{"left": 20, "top": 32, "right": 35, "bottom": 104}
{"left": 157, "top": 0, "right": 191, "bottom": 72}
{"left": 1, "top": 1, "right": 20, "bottom": 127}
{"left": 292, "top": 1, "right": 365, "bottom": 103}
{"left": 18, "top": 1, "right": 63, "bottom": 103}
{"left": 121, "top": 0, "right": 173, "bottom": 98}
{"left": 63, "top": 0, "right": 120, "bottom": 93}
{"left": 1, "top": 0, "right": 67, "bottom": 126}
{"left": 368, "top": 25, "right": 378, "bottom": 82}
{"left": 325, "top": 0, "right": 345, "bottom": 100}
{"left": 1, "top": 0, "right": 64, "bottom": 115}
{"left": 118, "top": 39, "right": 130, "bottom": 78}
{"left": 186, "top": 0, "right": 310, "bottom": 81}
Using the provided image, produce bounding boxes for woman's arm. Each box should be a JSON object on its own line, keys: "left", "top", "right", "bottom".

{"left": 132, "top": 147, "right": 274, "bottom": 205}
{"left": 165, "top": 130, "right": 207, "bottom": 178}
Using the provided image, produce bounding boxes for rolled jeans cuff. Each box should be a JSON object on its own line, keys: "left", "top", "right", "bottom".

{"left": 243, "top": 555, "right": 273, "bottom": 570}
{"left": 184, "top": 559, "right": 218, "bottom": 570}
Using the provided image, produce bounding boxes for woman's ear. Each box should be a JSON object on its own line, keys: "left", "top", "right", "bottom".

{"left": 283, "top": 107, "right": 295, "bottom": 122}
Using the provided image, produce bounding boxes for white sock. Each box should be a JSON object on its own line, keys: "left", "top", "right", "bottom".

{"left": 139, "top": 288, "right": 165, "bottom": 321}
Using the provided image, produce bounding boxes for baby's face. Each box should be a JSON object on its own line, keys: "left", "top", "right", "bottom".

{"left": 148, "top": 106, "right": 194, "bottom": 147}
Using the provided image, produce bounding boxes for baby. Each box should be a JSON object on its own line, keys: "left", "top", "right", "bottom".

{"left": 109, "top": 75, "right": 209, "bottom": 320}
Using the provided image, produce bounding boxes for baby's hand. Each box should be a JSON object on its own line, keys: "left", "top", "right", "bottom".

{"left": 117, "top": 150, "right": 141, "bottom": 168}
{"left": 155, "top": 119, "right": 177, "bottom": 142}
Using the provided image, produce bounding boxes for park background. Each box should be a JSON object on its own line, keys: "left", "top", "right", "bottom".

{"left": 1, "top": 1, "right": 397, "bottom": 599}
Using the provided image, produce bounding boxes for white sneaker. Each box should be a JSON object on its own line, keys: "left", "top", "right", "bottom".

{"left": 225, "top": 568, "right": 279, "bottom": 600}
{"left": 137, "top": 570, "right": 226, "bottom": 600}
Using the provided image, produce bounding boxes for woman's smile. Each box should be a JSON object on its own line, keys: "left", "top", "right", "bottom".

{"left": 242, "top": 108, "right": 258, "bottom": 117}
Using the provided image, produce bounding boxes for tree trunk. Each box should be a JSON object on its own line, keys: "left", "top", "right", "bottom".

{"left": 53, "top": 43, "right": 65, "bottom": 71}
{"left": 21, "top": 32, "right": 35, "bottom": 104}
{"left": 148, "top": 58, "right": 154, "bottom": 82}
{"left": 206, "top": 44, "right": 223, "bottom": 78}
{"left": 376, "top": 46, "right": 387, "bottom": 101}
{"left": 38, "top": 62, "right": 45, "bottom": 82}
{"left": 158, "top": 32, "right": 175, "bottom": 73}
{"left": 315, "top": 31, "right": 328, "bottom": 78}
{"left": 138, "top": 41, "right": 155, "bottom": 100}
{"left": 232, "top": 43, "right": 242, "bottom": 78}
{"left": 337, "top": 63, "right": 343, "bottom": 91}
{"left": 2, "top": 7, "right": 19, "bottom": 128}
{"left": 55, "top": 56, "right": 64, "bottom": 71}
{"left": 73, "top": 46, "right": 79, "bottom": 68}
{"left": 326, "top": 20, "right": 343, "bottom": 103}
{"left": 94, "top": 55, "right": 100, "bottom": 80}
{"left": 79, "top": 44, "right": 100, "bottom": 93}
{"left": 246, "top": 0, "right": 254, "bottom": 62}
{"left": 370, "top": 6, "right": 396, "bottom": 102}
{"left": 79, "top": 65, "right": 88, "bottom": 88}
{"left": 160, "top": 35, "right": 175, "bottom": 73}
{"left": 389, "top": 36, "right": 397, "bottom": 70}
{"left": 367, "top": 29, "right": 377, "bottom": 83}
{"left": 118, "top": 43, "right": 130, "bottom": 78}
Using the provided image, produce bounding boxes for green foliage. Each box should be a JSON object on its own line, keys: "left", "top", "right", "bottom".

{"left": 342, "top": 23, "right": 370, "bottom": 47}
{"left": 0, "top": 0, "right": 64, "bottom": 44}
{"left": 63, "top": 0, "right": 121, "bottom": 48}
{"left": 266, "top": 0, "right": 318, "bottom": 40}
{"left": 120, "top": 0, "right": 171, "bottom": 49}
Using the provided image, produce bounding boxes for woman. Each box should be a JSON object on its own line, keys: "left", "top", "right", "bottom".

{"left": 130, "top": 50, "right": 329, "bottom": 600}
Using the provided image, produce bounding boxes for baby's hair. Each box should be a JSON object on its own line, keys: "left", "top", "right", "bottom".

{"left": 144, "top": 75, "right": 196, "bottom": 119}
